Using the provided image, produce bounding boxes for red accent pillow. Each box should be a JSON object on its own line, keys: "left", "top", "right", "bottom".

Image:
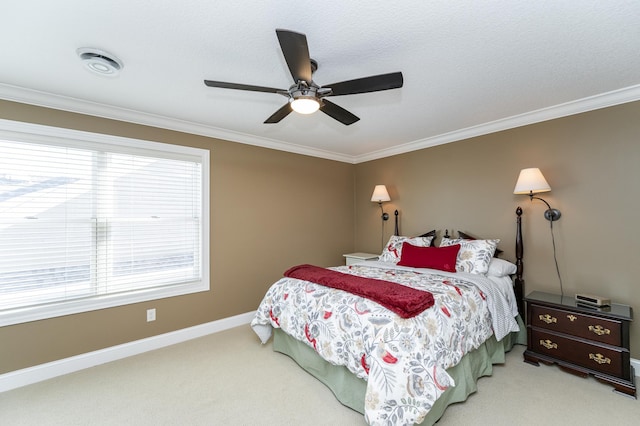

{"left": 397, "top": 242, "right": 461, "bottom": 272}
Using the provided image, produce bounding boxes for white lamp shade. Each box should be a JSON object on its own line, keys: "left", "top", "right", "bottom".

{"left": 513, "top": 168, "right": 551, "bottom": 194}
{"left": 371, "top": 185, "right": 391, "bottom": 202}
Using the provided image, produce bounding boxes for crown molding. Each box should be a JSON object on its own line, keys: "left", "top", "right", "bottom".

{"left": 353, "top": 84, "right": 640, "bottom": 163}
{"left": 2, "top": 83, "right": 639, "bottom": 165}
{"left": 0, "top": 84, "right": 355, "bottom": 163}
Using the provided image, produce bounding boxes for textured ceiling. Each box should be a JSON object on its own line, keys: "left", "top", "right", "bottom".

{"left": 2, "top": 1, "right": 639, "bottom": 163}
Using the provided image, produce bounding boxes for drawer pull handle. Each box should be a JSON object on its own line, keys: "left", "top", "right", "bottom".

{"left": 538, "top": 314, "right": 557, "bottom": 324}
{"left": 539, "top": 339, "right": 558, "bottom": 350}
{"left": 589, "top": 353, "right": 611, "bottom": 365}
{"left": 567, "top": 314, "right": 577, "bottom": 322}
{"left": 588, "top": 325, "right": 611, "bottom": 336}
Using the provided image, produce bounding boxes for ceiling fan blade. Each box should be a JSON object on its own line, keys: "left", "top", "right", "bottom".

{"left": 204, "top": 80, "right": 285, "bottom": 94}
{"left": 276, "top": 29, "right": 312, "bottom": 83}
{"left": 264, "top": 103, "right": 293, "bottom": 123}
{"left": 319, "top": 99, "right": 360, "bottom": 125}
{"left": 325, "top": 72, "right": 404, "bottom": 96}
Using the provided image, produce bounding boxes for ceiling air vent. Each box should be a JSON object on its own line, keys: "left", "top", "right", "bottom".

{"left": 77, "top": 48, "right": 123, "bottom": 77}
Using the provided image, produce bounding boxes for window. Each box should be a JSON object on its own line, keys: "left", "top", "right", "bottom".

{"left": 0, "top": 120, "right": 209, "bottom": 326}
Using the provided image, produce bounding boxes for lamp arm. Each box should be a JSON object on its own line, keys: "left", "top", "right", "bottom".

{"left": 528, "top": 193, "right": 561, "bottom": 222}
{"left": 529, "top": 194, "right": 552, "bottom": 210}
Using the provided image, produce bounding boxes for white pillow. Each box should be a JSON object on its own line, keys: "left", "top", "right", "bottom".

{"left": 378, "top": 235, "right": 434, "bottom": 263}
{"left": 487, "top": 258, "right": 517, "bottom": 277}
{"left": 440, "top": 237, "right": 500, "bottom": 275}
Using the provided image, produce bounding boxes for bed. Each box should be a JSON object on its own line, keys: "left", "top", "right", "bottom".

{"left": 252, "top": 208, "right": 526, "bottom": 425}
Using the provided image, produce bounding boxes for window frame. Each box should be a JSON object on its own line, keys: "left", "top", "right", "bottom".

{"left": 0, "top": 119, "right": 210, "bottom": 327}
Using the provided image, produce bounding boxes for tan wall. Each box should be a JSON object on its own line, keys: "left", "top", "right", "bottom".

{"left": 2, "top": 99, "right": 639, "bottom": 372}
{"left": 355, "top": 101, "right": 640, "bottom": 358}
{"left": 0, "top": 100, "right": 355, "bottom": 373}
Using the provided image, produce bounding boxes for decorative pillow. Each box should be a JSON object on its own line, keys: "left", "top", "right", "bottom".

{"left": 487, "top": 258, "right": 517, "bottom": 277}
{"left": 458, "top": 231, "right": 503, "bottom": 257}
{"left": 378, "top": 235, "right": 434, "bottom": 263}
{"left": 397, "top": 242, "right": 460, "bottom": 272}
{"left": 439, "top": 237, "right": 500, "bottom": 275}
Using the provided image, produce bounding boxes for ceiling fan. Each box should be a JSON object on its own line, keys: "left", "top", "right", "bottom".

{"left": 204, "top": 29, "right": 404, "bottom": 125}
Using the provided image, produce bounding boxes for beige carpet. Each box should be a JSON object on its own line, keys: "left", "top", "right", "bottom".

{"left": 1, "top": 325, "right": 638, "bottom": 425}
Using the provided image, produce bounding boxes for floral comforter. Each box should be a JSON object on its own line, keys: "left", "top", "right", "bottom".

{"left": 251, "top": 262, "right": 519, "bottom": 426}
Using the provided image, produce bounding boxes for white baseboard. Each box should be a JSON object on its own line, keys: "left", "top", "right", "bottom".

{"left": 2, "top": 311, "right": 639, "bottom": 394}
{"left": 0, "top": 311, "right": 255, "bottom": 393}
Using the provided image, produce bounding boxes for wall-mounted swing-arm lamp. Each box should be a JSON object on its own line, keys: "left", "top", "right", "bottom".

{"left": 371, "top": 184, "right": 391, "bottom": 221}
{"left": 371, "top": 185, "right": 391, "bottom": 249}
{"left": 513, "top": 168, "right": 561, "bottom": 221}
{"left": 514, "top": 167, "right": 564, "bottom": 295}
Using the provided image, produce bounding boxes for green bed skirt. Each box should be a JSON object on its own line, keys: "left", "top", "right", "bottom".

{"left": 272, "top": 315, "right": 526, "bottom": 425}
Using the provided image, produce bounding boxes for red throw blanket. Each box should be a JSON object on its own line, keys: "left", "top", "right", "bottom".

{"left": 284, "top": 264, "right": 435, "bottom": 318}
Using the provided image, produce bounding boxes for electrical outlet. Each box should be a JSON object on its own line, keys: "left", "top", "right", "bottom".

{"left": 146, "top": 308, "right": 156, "bottom": 322}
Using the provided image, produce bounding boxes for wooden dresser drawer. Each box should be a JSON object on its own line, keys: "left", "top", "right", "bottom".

{"left": 529, "top": 303, "right": 622, "bottom": 346}
{"left": 530, "top": 329, "right": 625, "bottom": 377}
{"left": 525, "top": 291, "right": 635, "bottom": 397}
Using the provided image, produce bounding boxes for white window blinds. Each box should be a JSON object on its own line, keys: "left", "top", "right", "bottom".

{"left": 0, "top": 121, "right": 209, "bottom": 326}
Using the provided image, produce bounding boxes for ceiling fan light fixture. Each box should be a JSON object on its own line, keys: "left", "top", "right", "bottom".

{"left": 77, "top": 47, "right": 123, "bottom": 77}
{"left": 290, "top": 97, "right": 320, "bottom": 114}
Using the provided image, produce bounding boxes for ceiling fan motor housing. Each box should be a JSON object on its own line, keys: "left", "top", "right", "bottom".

{"left": 290, "top": 80, "right": 321, "bottom": 99}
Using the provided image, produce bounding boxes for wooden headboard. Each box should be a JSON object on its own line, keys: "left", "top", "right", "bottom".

{"left": 392, "top": 207, "right": 526, "bottom": 318}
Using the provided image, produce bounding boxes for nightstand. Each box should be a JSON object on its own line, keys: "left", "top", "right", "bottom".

{"left": 524, "top": 291, "right": 636, "bottom": 397}
{"left": 343, "top": 252, "right": 379, "bottom": 266}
